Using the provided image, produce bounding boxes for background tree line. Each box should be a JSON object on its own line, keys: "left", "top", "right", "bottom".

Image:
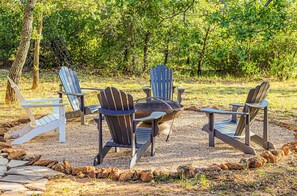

{"left": 0, "top": 0, "right": 296, "bottom": 80}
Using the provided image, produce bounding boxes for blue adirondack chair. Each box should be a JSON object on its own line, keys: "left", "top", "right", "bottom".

{"left": 143, "top": 64, "right": 185, "bottom": 104}
{"left": 58, "top": 66, "right": 103, "bottom": 125}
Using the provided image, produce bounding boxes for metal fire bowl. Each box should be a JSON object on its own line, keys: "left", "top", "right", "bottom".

{"left": 135, "top": 100, "right": 184, "bottom": 123}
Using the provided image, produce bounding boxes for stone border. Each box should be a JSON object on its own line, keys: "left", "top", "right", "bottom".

{"left": 1, "top": 141, "right": 297, "bottom": 183}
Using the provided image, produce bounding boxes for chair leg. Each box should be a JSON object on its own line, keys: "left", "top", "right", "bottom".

{"left": 58, "top": 105, "right": 66, "bottom": 143}
{"left": 11, "top": 126, "right": 51, "bottom": 145}
{"left": 245, "top": 114, "right": 250, "bottom": 146}
{"left": 130, "top": 140, "right": 151, "bottom": 169}
{"left": 251, "top": 135, "right": 275, "bottom": 150}
{"left": 209, "top": 113, "right": 215, "bottom": 147}
{"left": 263, "top": 107, "right": 268, "bottom": 149}
{"left": 94, "top": 146, "right": 112, "bottom": 166}
{"left": 80, "top": 96, "right": 85, "bottom": 125}
{"left": 9, "top": 125, "right": 32, "bottom": 139}
{"left": 151, "top": 134, "right": 155, "bottom": 156}
{"left": 80, "top": 111, "right": 85, "bottom": 125}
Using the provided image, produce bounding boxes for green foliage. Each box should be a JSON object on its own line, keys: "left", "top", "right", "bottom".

{"left": 0, "top": 7, "right": 22, "bottom": 61}
{"left": 0, "top": 0, "right": 296, "bottom": 79}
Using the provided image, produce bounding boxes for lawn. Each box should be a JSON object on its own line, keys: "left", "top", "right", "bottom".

{"left": 1, "top": 70, "right": 297, "bottom": 128}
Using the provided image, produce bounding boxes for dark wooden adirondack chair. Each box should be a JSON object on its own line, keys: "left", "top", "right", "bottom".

{"left": 143, "top": 64, "right": 185, "bottom": 104}
{"left": 94, "top": 87, "right": 165, "bottom": 168}
{"left": 201, "top": 82, "right": 275, "bottom": 155}
{"left": 58, "top": 66, "right": 103, "bottom": 125}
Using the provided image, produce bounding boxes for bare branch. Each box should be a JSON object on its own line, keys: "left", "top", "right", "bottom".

{"left": 264, "top": 0, "right": 273, "bottom": 7}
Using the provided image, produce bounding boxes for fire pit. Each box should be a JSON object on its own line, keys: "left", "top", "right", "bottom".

{"left": 135, "top": 97, "right": 184, "bottom": 140}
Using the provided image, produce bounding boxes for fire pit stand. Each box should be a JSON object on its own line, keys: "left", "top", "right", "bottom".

{"left": 135, "top": 97, "right": 184, "bottom": 141}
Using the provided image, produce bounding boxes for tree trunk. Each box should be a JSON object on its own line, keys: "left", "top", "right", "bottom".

{"left": 32, "top": 13, "right": 43, "bottom": 89}
{"left": 143, "top": 31, "right": 151, "bottom": 72}
{"left": 197, "top": 25, "right": 210, "bottom": 76}
{"left": 164, "top": 38, "right": 169, "bottom": 65}
{"left": 5, "top": 0, "right": 37, "bottom": 104}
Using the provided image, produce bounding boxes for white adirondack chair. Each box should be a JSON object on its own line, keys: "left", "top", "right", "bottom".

{"left": 7, "top": 77, "right": 68, "bottom": 145}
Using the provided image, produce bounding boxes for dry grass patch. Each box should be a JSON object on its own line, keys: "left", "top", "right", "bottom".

{"left": 1, "top": 70, "right": 297, "bottom": 130}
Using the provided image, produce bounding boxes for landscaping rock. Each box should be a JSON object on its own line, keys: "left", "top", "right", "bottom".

{"left": 0, "top": 175, "right": 43, "bottom": 184}
{"left": 132, "top": 170, "right": 141, "bottom": 181}
{"left": 239, "top": 158, "right": 249, "bottom": 169}
{"left": 47, "top": 161, "right": 57, "bottom": 169}
{"left": 72, "top": 166, "right": 95, "bottom": 175}
{"left": 0, "top": 157, "right": 9, "bottom": 165}
{"left": 2, "top": 148, "right": 15, "bottom": 154}
{"left": 177, "top": 164, "right": 195, "bottom": 179}
{"left": 1, "top": 191, "right": 44, "bottom": 196}
{"left": 24, "top": 178, "right": 48, "bottom": 191}
{"left": 248, "top": 156, "right": 267, "bottom": 168}
{"left": 108, "top": 168, "right": 121, "bottom": 181}
{"left": 0, "top": 165, "right": 7, "bottom": 176}
{"left": 63, "top": 160, "right": 72, "bottom": 175}
{"left": 270, "top": 150, "right": 285, "bottom": 161}
{"left": 28, "top": 155, "right": 42, "bottom": 165}
{"left": 261, "top": 151, "right": 277, "bottom": 163}
{"left": 6, "top": 166, "right": 65, "bottom": 178}
{"left": 63, "top": 159, "right": 72, "bottom": 168}
{"left": 88, "top": 170, "right": 98, "bottom": 178}
{"left": 53, "top": 164, "right": 64, "bottom": 172}
{"left": 140, "top": 170, "right": 153, "bottom": 182}
{"left": 7, "top": 160, "right": 29, "bottom": 168}
{"left": 119, "top": 170, "right": 134, "bottom": 182}
{"left": 225, "top": 162, "right": 244, "bottom": 170}
{"left": 207, "top": 164, "right": 222, "bottom": 171}
{"left": 33, "top": 160, "right": 56, "bottom": 166}
{"left": 7, "top": 149, "right": 26, "bottom": 160}
{"left": 98, "top": 168, "right": 112, "bottom": 178}
{"left": 0, "top": 153, "right": 8, "bottom": 158}
{"left": 283, "top": 148, "right": 292, "bottom": 156}
{"left": 0, "top": 182, "right": 28, "bottom": 191}
{"left": 0, "top": 142, "right": 11, "bottom": 150}
{"left": 77, "top": 172, "right": 85, "bottom": 178}
{"left": 282, "top": 142, "right": 297, "bottom": 152}
{"left": 219, "top": 163, "right": 229, "bottom": 170}
{"left": 21, "top": 155, "right": 31, "bottom": 161}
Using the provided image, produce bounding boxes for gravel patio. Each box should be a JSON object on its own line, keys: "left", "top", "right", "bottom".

{"left": 7, "top": 111, "right": 296, "bottom": 171}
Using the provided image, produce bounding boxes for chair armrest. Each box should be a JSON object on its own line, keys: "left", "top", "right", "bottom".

{"left": 200, "top": 108, "right": 248, "bottom": 115}
{"left": 177, "top": 86, "right": 185, "bottom": 104}
{"left": 21, "top": 103, "right": 68, "bottom": 108}
{"left": 57, "top": 91, "right": 85, "bottom": 97}
{"left": 143, "top": 86, "right": 151, "bottom": 90}
{"left": 134, "top": 112, "right": 166, "bottom": 122}
{"left": 26, "top": 98, "right": 62, "bottom": 103}
{"left": 177, "top": 86, "right": 185, "bottom": 91}
{"left": 229, "top": 103, "right": 245, "bottom": 107}
{"left": 81, "top": 87, "right": 104, "bottom": 91}
{"left": 142, "top": 86, "right": 151, "bottom": 98}
{"left": 246, "top": 100, "right": 268, "bottom": 109}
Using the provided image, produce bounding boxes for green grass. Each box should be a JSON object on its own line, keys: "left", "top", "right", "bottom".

{"left": 1, "top": 70, "right": 297, "bottom": 127}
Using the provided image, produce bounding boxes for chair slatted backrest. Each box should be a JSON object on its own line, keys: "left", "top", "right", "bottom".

{"left": 98, "top": 87, "right": 134, "bottom": 145}
{"left": 235, "top": 82, "right": 270, "bottom": 136}
{"left": 8, "top": 77, "right": 37, "bottom": 127}
{"left": 150, "top": 64, "right": 173, "bottom": 100}
{"left": 59, "top": 66, "right": 81, "bottom": 111}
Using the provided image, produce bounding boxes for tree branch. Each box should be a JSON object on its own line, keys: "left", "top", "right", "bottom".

{"left": 264, "top": 0, "right": 273, "bottom": 7}
{"left": 159, "top": 0, "right": 195, "bottom": 24}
